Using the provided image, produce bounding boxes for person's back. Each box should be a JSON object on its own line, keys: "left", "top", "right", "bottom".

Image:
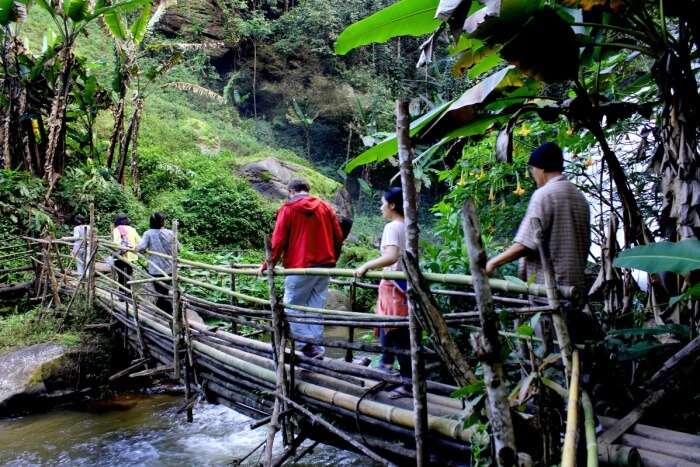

{"left": 140, "top": 228, "right": 175, "bottom": 274}
{"left": 272, "top": 195, "right": 342, "bottom": 268}
{"left": 112, "top": 224, "right": 140, "bottom": 263}
{"left": 516, "top": 176, "right": 590, "bottom": 289}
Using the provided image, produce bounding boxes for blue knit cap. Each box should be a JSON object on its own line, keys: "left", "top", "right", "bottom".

{"left": 528, "top": 142, "right": 564, "bottom": 172}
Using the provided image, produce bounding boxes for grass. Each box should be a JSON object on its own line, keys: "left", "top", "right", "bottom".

{"left": 0, "top": 307, "right": 81, "bottom": 355}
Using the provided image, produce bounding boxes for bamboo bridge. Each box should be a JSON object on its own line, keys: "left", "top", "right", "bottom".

{"left": 2, "top": 218, "right": 700, "bottom": 466}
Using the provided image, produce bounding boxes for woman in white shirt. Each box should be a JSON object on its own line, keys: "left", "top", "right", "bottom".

{"left": 70, "top": 214, "right": 90, "bottom": 276}
{"left": 355, "top": 187, "right": 411, "bottom": 398}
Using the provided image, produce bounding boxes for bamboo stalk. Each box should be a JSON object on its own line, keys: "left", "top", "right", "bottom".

{"left": 171, "top": 220, "right": 182, "bottom": 379}
{"left": 531, "top": 218, "right": 574, "bottom": 378}
{"left": 461, "top": 200, "right": 517, "bottom": 467}
{"left": 88, "top": 203, "right": 96, "bottom": 308}
{"left": 397, "top": 99, "right": 428, "bottom": 467}
{"left": 129, "top": 243, "right": 572, "bottom": 297}
{"left": 582, "top": 390, "right": 598, "bottom": 467}
{"left": 562, "top": 350, "right": 580, "bottom": 467}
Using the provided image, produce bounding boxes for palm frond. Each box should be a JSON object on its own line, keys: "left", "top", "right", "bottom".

{"left": 161, "top": 81, "right": 226, "bottom": 104}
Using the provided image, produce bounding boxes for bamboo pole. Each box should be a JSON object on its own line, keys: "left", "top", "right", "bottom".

{"left": 461, "top": 199, "right": 517, "bottom": 467}
{"left": 397, "top": 98, "right": 429, "bottom": 467}
{"left": 531, "top": 218, "right": 574, "bottom": 377}
{"left": 88, "top": 203, "right": 96, "bottom": 309}
{"left": 171, "top": 220, "right": 181, "bottom": 379}
{"left": 402, "top": 251, "right": 477, "bottom": 386}
{"left": 130, "top": 243, "right": 572, "bottom": 297}
{"left": 264, "top": 237, "right": 289, "bottom": 466}
{"left": 562, "top": 350, "right": 580, "bottom": 467}
{"left": 581, "top": 391, "right": 599, "bottom": 467}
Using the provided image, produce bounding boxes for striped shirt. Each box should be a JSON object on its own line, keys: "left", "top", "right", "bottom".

{"left": 514, "top": 175, "right": 590, "bottom": 290}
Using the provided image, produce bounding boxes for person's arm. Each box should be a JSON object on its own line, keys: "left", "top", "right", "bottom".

{"left": 136, "top": 231, "right": 149, "bottom": 252}
{"left": 485, "top": 243, "right": 531, "bottom": 275}
{"left": 330, "top": 211, "right": 344, "bottom": 261}
{"left": 355, "top": 245, "right": 400, "bottom": 277}
{"left": 259, "top": 208, "right": 289, "bottom": 273}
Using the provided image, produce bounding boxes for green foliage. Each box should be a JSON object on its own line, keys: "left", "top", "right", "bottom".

{"left": 334, "top": 0, "right": 441, "bottom": 55}
{"left": 0, "top": 307, "right": 80, "bottom": 354}
{"left": 54, "top": 165, "right": 145, "bottom": 232}
{"left": 613, "top": 240, "right": 700, "bottom": 274}
{"left": 169, "top": 176, "right": 275, "bottom": 249}
{"left": 0, "top": 170, "right": 52, "bottom": 235}
{"left": 423, "top": 138, "right": 532, "bottom": 274}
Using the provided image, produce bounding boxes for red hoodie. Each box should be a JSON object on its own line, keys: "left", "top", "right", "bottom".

{"left": 268, "top": 195, "right": 344, "bottom": 269}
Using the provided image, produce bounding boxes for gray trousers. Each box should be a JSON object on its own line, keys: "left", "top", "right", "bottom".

{"left": 284, "top": 275, "right": 329, "bottom": 340}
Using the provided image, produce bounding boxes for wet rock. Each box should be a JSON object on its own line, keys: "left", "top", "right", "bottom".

{"left": 156, "top": 0, "right": 229, "bottom": 60}
{"left": 325, "top": 289, "right": 352, "bottom": 312}
{"left": 0, "top": 343, "right": 80, "bottom": 415}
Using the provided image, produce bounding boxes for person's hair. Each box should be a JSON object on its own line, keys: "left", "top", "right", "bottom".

{"left": 288, "top": 178, "right": 310, "bottom": 193}
{"left": 74, "top": 214, "right": 85, "bottom": 226}
{"left": 149, "top": 212, "right": 165, "bottom": 229}
{"left": 383, "top": 187, "right": 404, "bottom": 216}
{"left": 528, "top": 142, "right": 564, "bottom": 172}
{"left": 339, "top": 216, "right": 353, "bottom": 240}
{"left": 114, "top": 213, "right": 130, "bottom": 226}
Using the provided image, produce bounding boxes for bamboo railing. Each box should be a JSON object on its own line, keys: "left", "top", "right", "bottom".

{"left": 4, "top": 228, "right": 582, "bottom": 467}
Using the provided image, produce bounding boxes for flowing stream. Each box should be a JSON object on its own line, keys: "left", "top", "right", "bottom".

{"left": 0, "top": 391, "right": 367, "bottom": 466}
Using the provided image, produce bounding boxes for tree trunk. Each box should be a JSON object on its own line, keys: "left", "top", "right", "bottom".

{"left": 44, "top": 44, "right": 74, "bottom": 201}
{"left": 107, "top": 86, "right": 126, "bottom": 169}
{"left": 253, "top": 41, "right": 257, "bottom": 119}
{"left": 129, "top": 98, "right": 144, "bottom": 199}
{"left": 461, "top": 199, "right": 517, "bottom": 467}
{"left": 396, "top": 99, "right": 429, "bottom": 467}
{"left": 117, "top": 102, "right": 139, "bottom": 185}
{"left": 653, "top": 47, "right": 700, "bottom": 241}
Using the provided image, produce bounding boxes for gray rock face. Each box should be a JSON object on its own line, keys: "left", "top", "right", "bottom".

{"left": 0, "top": 343, "right": 74, "bottom": 412}
{"left": 239, "top": 156, "right": 353, "bottom": 219}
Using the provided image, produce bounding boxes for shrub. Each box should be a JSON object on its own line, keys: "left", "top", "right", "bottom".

{"left": 0, "top": 169, "right": 53, "bottom": 237}
{"left": 175, "top": 176, "right": 275, "bottom": 249}
{"left": 55, "top": 166, "right": 145, "bottom": 232}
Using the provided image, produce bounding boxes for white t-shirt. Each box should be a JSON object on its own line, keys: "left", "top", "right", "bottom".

{"left": 380, "top": 220, "right": 405, "bottom": 271}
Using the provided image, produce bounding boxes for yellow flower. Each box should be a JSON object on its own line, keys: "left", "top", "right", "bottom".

{"left": 488, "top": 186, "right": 495, "bottom": 202}
{"left": 31, "top": 119, "right": 39, "bottom": 136}
{"left": 457, "top": 171, "right": 466, "bottom": 186}
{"left": 478, "top": 169, "right": 485, "bottom": 180}
{"left": 516, "top": 125, "right": 531, "bottom": 137}
{"left": 513, "top": 172, "right": 526, "bottom": 196}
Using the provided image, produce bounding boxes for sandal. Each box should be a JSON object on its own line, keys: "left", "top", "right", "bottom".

{"left": 388, "top": 386, "right": 412, "bottom": 400}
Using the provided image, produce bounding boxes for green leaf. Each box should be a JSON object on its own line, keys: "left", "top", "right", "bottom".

{"left": 613, "top": 239, "right": 700, "bottom": 275}
{"left": 516, "top": 323, "right": 534, "bottom": 337}
{"left": 129, "top": 1, "right": 152, "bottom": 44}
{"left": 103, "top": 11, "right": 128, "bottom": 40}
{"left": 335, "top": 0, "right": 441, "bottom": 55}
{"left": 451, "top": 380, "right": 485, "bottom": 398}
{"left": 63, "top": 0, "right": 88, "bottom": 21}
{"left": 0, "top": 0, "right": 16, "bottom": 25}
{"left": 464, "top": 0, "right": 541, "bottom": 40}
{"left": 34, "top": 0, "right": 57, "bottom": 19}
{"left": 345, "top": 101, "right": 451, "bottom": 172}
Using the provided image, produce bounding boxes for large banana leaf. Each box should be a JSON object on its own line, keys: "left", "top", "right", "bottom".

{"left": 103, "top": 11, "right": 128, "bottom": 40}
{"left": 130, "top": 1, "right": 152, "bottom": 44}
{"left": 63, "top": 0, "right": 88, "bottom": 22}
{"left": 0, "top": 0, "right": 20, "bottom": 25}
{"left": 345, "top": 101, "right": 451, "bottom": 172}
{"left": 335, "top": 0, "right": 441, "bottom": 55}
{"left": 613, "top": 239, "right": 700, "bottom": 274}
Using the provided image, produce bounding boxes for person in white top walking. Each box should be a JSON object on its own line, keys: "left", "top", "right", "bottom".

{"left": 355, "top": 187, "right": 411, "bottom": 398}
{"left": 70, "top": 214, "right": 90, "bottom": 276}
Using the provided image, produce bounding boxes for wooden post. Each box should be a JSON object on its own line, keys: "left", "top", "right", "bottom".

{"left": 229, "top": 263, "right": 238, "bottom": 333}
{"left": 43, "top": 240, "right": 61, "bottom": 308}
{"left": 461, "top": 199, "right": 517, "bottom": 467}
{"left": 264, "top": 237, "right": 290, "bottom": 466}
{"left": 171, "top": 219, "right": 182, "bottom": 379}
{"left": 345, "top": 279, "right": 356, "bottom": 362}
{"left": 531, "top": 218, "right": 574, "bottom": 377}
{"left": 396, "top": 99, "right": 429, "bottom": 467}
{"left": 130, "top": 283, "right": 148, "bottom": 360}
{"left": 88, "top": 203, "right": 97, "bottom": 309}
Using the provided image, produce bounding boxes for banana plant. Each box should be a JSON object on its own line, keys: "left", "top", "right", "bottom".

{"left": 100, "top": 0, "right": 175, "bottom": 198}
{"left": 30, "top": 0, "right": 150, "bottom": 202}
{"left": 287, "top": 98, "right": 319, "bottom": 159}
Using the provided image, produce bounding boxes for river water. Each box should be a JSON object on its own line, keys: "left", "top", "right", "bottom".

{"left": 0, "top": 392, "right": 367, "bottom": 466}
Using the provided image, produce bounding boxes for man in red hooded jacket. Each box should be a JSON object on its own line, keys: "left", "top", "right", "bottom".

{"left": 260, "top": 178, "right": 344, "bottom": 358}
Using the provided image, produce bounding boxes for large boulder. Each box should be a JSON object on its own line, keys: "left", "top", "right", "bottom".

{"left": 239, "top": 156, "right": 353, "bottom": 219}
{"left": 0, "top": 343, "right": 80, "bottom": 415}
{"left": 156, "top": 0, "right": 229, "bottom": 60}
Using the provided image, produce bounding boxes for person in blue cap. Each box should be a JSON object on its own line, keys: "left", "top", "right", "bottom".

{"left": 485, "top": 142, "right": 590, "bottom": 293}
